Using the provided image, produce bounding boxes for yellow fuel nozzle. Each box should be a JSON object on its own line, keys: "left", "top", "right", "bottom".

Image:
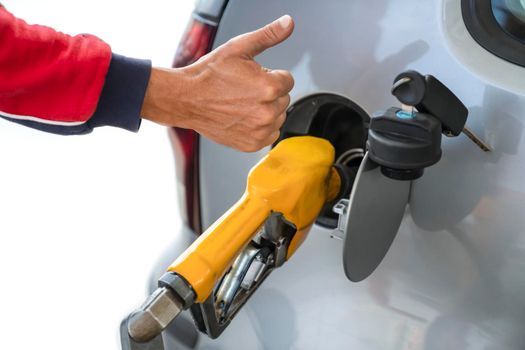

{"left": 168, "top": 136, "right": 341, "bottom": 301}
{"left": 126, "top": 136, "right": 343, "bottom": 343}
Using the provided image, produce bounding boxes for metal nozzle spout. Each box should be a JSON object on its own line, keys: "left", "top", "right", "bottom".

{"left": 127, "top": 287, "right": 184, "bottom": 343}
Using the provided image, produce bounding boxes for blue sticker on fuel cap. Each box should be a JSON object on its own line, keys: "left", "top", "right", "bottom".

{"left": 396, "top": 110, "right": 415, "bottom": 119}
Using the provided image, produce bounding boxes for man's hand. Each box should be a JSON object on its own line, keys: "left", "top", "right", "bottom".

{"left": 140, "top": 15, "right": 295, "bottom": 152}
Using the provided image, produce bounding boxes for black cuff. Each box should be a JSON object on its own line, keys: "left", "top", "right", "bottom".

{"left": 88, "top": 53, "right": 152, "bottom": 132}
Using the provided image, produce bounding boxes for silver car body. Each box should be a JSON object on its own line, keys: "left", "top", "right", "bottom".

{"left": 155, "top": 0, "right": 525, "bottom": 349}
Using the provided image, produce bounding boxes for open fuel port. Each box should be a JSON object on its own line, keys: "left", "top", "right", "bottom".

{"left": 277, "top": 93, "right": 370, "bottom": 228}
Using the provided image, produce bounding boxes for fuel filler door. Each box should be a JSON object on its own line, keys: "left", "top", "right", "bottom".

{"left": 330, "top": 70, "right": 488, "bottom": 282}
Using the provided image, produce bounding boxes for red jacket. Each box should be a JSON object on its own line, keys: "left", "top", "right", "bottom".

{"left": 0, "top": 5, "right": 151, "bottom": 134}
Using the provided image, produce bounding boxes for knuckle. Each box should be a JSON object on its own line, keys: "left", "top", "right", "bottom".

{"left": 270, "top": 132, "right": 280, "bottom": 144}
{"left": 280, "top": 94, "right": 291, "bottom": 108}
{"left": 256, "top": 107, "right": 276, "bottom": 126}
{"left": 285, "top": 72, "right": 295, "bottom": 89}
{"left": 222, "top": 39, "right": 241, "bottom": 54}
{"left": 263, "top": 84, "right": 280, "bottom": 100}
{"left": 243, "top": 142, "right": 260, "bottom": 153}
{"left": 272, "top": 70, "right": 294, "bottom": 92}
{"left": 275, "top": 114, "right": 287, "bottom": 128}
{"left": 285, "top": 95, "right": 292, "bottom": 107}
{"left": 253, "top": 128, "right": 271, "bottom": 141}
{"left": 254, "top": 138, "right": 267, "bottom": 149}
{"left": 263, "top": 25, "right": 280, "bottom": 43}
{"left": 237, "top": 141, "right": 253, "bottom": 152}
{"left": 256, "top": 117, "right": 271, "bottom": 127}
{"left": 225, "top": 37, "right": 240, "bottom": 47}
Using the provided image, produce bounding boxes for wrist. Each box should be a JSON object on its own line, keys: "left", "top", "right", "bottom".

{"left": 140, "top": 67, "right": 190, "bottom": 127}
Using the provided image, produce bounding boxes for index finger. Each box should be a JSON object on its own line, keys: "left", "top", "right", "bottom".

{"left": 268, "top": 69, "right": 295, "bottom": 96}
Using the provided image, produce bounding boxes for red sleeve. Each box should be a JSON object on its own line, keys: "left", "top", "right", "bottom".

{"left": 0, "top": 6, "right": 111, "bottom": 123}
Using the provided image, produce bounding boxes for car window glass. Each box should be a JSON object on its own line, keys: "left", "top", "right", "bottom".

{"left": 462, "top": 0, "right": 525, "bottom": 67}
{"left": 492, "top": 0, "right": 525, "bottom": 43}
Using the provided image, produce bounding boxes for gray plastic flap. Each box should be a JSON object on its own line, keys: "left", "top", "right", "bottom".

{"left": 343, "top": 153, "right": 411, "bottom": 282}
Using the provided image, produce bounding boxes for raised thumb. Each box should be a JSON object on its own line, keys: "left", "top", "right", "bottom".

{"left": 234, "top": 15, "right": 294, "bottom": 58}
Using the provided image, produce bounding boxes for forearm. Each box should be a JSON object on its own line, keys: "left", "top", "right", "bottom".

{"left": 0, "top": 6, "right": 151, "bottom": 134}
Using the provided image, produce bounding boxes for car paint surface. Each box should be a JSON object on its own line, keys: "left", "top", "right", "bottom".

{"left": 160, "top": 0, "right": 525, "bottom": 349}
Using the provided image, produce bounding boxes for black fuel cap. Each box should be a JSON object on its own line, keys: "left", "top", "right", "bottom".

{"left": 367, "top": 107, "right": 442, "bottom": 180}
{"left": 366, "top": 71, "right": 468, "bottom": 180}
{"left": 341, "top": 70, "right": 470, "bottom": 282}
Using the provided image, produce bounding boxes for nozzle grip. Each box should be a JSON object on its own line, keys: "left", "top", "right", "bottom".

{"left": 167, "top": 194, "right": 270, "bottom": 303}
{"left": 167, "top": 137, "right": 339, "bottom": 303}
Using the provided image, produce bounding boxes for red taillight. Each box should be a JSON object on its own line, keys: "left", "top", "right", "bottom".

{"left": 168, "top": 127, "right": 201, "bottom": 233}
{"left": 169, "top": 18, "right": 218, "bottom": 234}
{"left": 173, "top": 19, "right": 217, "bottom": 67}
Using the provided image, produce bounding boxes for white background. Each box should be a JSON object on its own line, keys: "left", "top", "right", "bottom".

{"left": 0, "top": 1, "right": 193, "bottom": 349}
